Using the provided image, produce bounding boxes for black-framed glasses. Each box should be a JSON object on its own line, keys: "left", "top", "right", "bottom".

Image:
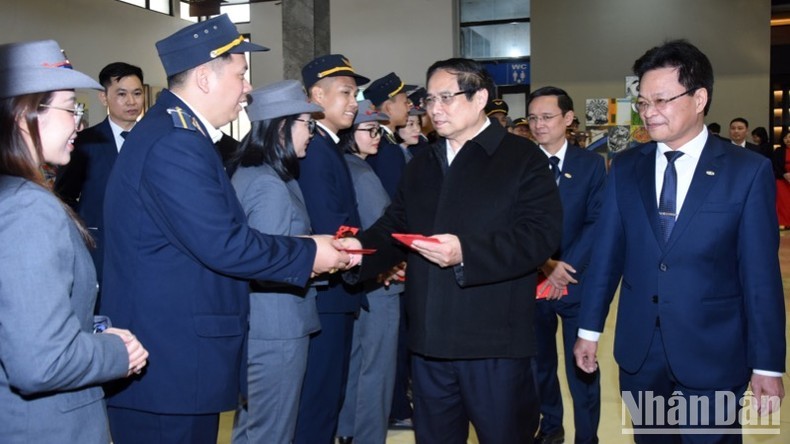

{"left": 356, "top": 126, "right": 383, "bottom": 138}
{"left": 632, "top": 88, "right": 697, "bottom": 113}
{"left": 294, "top": 117, "right": 316, "bottom": 136}
{"left": 39, "top": 102, "right": 84, "bottom": 126}
{"left": 526, "top": 113, "right": 562, "bottom": 124}
{"left": 424, "top": 90, "right": 471, "bottom": 108}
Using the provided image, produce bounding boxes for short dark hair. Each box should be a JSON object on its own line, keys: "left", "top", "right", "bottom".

{"left": 752, "top": 126, "right": 768, "bottom": 142}
{"left": 426, "top": 58, "right": 494, "bottom": 105}
{"left": 632, "top": 39, "right": 714, "bottom": 115}
{"left": 527, "top": 86, "right": 574, "bottom": 115}
{"left": 227, "top": 115, "right": 300, "bottom": 181}
{"left": 99, "top": 62, "right": 143, "bottom": 90}
{"left": 339, "top": 124, "right": 361, "bottom": 155}
{"left": 730, "top": 117, "right": 749, "bottom": 128}
{"left": 707, "top": 122, "right": 721, "bottom": 134}
{"left": 168, "top": 53, "right": 229, "bottom": 88}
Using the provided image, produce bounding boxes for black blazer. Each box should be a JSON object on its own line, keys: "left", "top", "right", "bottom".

{"left": 359, "top": 121, "right": 563, "bottom": 359}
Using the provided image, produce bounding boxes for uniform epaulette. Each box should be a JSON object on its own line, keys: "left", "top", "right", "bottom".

{"left": 385, "top": 132, "right": 398, "bottom": 145}
{"left": 167, "top": 107, "right": 200, "bottom": 132}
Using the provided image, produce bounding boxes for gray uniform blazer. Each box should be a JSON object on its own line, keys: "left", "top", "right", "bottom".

{"left": 0, "top": 175, "right": 128, "bottom": 443}
{"left": 232, "top": 165, "right": 320, "bottom": 339}
{"left": 344, "top": 154, "right": 404, "bottom": 297}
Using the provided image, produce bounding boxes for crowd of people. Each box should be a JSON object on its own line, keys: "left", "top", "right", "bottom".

{"left": 0, "top": 13, "right": 786, "bottom": 444}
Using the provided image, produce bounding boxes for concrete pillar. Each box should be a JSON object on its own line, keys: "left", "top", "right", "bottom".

{"left": 282, "top": 0, "right": 330, "bottom": 80}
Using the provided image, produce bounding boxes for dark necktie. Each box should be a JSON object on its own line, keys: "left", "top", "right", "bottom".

{"left": 548, "top": 156, "right": 561, "bottom": 182}
{"left": 402, "top": 146, "right": 413, "bottom": 163}
{"left": 120, "top": 131, "right": 129, "bottom": 139}
{"left": 659, "top": 151, "right": 684, "bottom": 242}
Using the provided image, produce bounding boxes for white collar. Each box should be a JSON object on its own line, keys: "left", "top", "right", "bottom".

{"left": 170, "top": 91, "right": 223, "bottom": 143}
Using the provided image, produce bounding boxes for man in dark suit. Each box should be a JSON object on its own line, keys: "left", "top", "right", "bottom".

{"left": 729, "top": 117, "right": 771, "bottom": 157}
{"left": 574, "top": 40, "right": 785, "bottom": 443}
{"left": 364, "top": 72, "right": 413, "bottom": 200}
{"left": 292, "top": 54, "right": 370, "bottom": 444}
{"left": 55, "top": 62, "right": 144, "bottom": 308}
{"left": 101, "top": 16, "right": 351, "bottom": 444}
{"left": 340, "top": 58, "right": 563, "bottom": 444}
{"left": 528, "top": 86, "right": 606, "bottom": 444}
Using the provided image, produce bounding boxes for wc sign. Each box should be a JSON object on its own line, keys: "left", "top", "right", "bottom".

{"left": 483, "top": 61, "right": 530, "bottom": 86}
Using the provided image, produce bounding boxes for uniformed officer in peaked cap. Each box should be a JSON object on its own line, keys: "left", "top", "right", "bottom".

{"left": 292, "top": 53, "right": 370, "bottom": 444}
{"left": 362, "top": 72, "right": 416, "bottom": 199}
{"left": 101, "top": 14, "right": 352, "bottom": 444}
{"left": 486, "top": 97, "right": 510, "bottom": 129}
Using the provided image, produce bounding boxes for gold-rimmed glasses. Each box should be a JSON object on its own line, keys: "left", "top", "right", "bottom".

{"left": 39, "top": 102, "right": 85, "bottom": 126}
{"left": 526, "top": 113, "right": 562, "bottom": 125}
{"left": 423, "top": 90, "right": 471, "bottom": 108}
{"left": 632, "top": 88, "right": 697, "bottom": 114}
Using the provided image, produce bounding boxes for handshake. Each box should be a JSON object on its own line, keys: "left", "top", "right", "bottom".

{"left": 308, "top": 226, "right": 366, "bottom": 277}
{"left": 309, "top": 234, "right": 364, "bottom": 277}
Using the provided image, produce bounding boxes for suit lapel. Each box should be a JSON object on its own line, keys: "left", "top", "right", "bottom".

{"left": 635, "top": 143, "right": 665, "bottom": 247}
{"left": 664, "top": 137, "right": 723, "bottom": 250}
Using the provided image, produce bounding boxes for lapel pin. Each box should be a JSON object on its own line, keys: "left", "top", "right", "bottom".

{"left": 564, "top": 172, "right": 572, "bottom": 179}
{"left": 706, "top": 170, "right": 715, "bottom": 176}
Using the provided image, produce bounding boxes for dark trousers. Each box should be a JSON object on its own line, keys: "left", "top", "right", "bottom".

{"left": 619, "top": 327, "right": 747, "bottom": 444}
{"left": 390, "top": 291, "right": 413, "bottom": 420}
{"left": 293, "top": 312, "right": 355, "bottom": 444}
{"left": 534, "top": 299, "right": 600, "bottom": 443}
{"left": 107, "top": 407, "right": 219, "bottom": 444}
{"left": 411, "top": 354, "right": 539, "bottom": 444}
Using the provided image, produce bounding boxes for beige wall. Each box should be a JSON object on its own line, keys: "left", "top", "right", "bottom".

{"left": 1, "top": 0, "right": 771, "bottom": 133}
{"left": 1, "top": 0, "right": 187, "bottom": 125}
{"left": 330, "top": 0, "right": 456, "bottom": 87}
{"left": 531, "top": 0, "right": 771, "bottom": 133}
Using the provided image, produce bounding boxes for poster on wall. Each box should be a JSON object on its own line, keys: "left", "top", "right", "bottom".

{"left": 625, "top": 75, "right": 639, "bottom": 98}
{"left": 582, "top": 77, "right": 649, "bottom": 161}
{"left": 585, "top": 98, "right": 613, "bottom": 126}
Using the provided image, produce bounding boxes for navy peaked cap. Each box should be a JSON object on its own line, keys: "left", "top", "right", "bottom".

{"left": 156, "top": 14, "right": 268, "bottom": 77}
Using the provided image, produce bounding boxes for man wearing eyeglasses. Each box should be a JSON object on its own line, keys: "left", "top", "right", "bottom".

{"left": 55, "top": 62, "right": 144, "bottom": 312}
{"left": 527, "top": 86, "right": 606, "bottom": 444}
{"left": 293, "top": 53, "right": 370, "bottom": 444}
{"left": 574, "top": 40, "right": 785, "bottom": 441}
{"left": 340, "top": 58, "right": 563, "bottom": 443}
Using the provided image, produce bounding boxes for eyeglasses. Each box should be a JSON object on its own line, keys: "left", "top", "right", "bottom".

{"left": 526, "top": 113, "right": 562, "bottom": 124}
{"left": 356, "top": 126, "right": 383, "bottom": 138}
{"left": 632, "top": 88, "right": 697, "bottom": 113}
{"left": 294, "top": 117, "right": 316, "bottom": 136}
{"left": 423, "top": 90, "right": 470, "bottom": 108}
{"left": 39, "top": 102, "right": 84, "bottom": 126}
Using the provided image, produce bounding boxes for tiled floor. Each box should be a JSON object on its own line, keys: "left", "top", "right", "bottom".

{"left": 218, "top": 231, "right": 790, "bottom": 444}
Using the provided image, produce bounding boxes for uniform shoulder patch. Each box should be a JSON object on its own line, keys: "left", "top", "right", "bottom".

{"left": 167, "top": 107, "right": 199, "bottom": 132}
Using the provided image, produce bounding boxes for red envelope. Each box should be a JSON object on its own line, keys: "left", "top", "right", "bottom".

{"left": 340, "top": 248, "right": 377, "bottom": 255}
{"left": 392, "top": 233, "right": 440, "bottom": 248}
{"left": 335, "top": 225, "right": 359, "bottom": 239}
{"left": 536, "top": 275, "right": 568, "bottom": 299}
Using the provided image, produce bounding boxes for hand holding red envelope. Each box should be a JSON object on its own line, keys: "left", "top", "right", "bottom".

{"left": 391, "top": 233, "right": 441, "bottom": 248}
{"left": 536, "top": 274, "right": 568, "bottom": 299}
{"left": 334, "top": 225, "right": 376, "bottom": 255}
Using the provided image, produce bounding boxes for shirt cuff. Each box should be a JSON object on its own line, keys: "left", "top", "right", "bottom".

{"left": 753, "top": 369, "right": 783, "bottom": 377}
{"left": 577, "top": 328, "right": 601, "bottom": 342}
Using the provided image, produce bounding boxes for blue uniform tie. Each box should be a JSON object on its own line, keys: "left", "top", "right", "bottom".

{"left": 549, "top": 156, "right": 561, "bottom": 182}
{"left": 659, "top": 151, "right": 684, "bottom": 242}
